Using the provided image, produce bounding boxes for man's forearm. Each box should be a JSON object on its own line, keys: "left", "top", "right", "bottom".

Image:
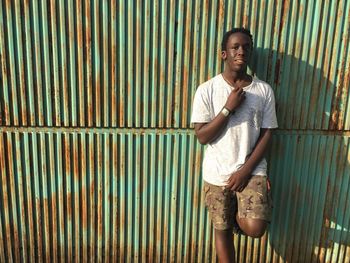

{"left": 194, "top": 112, "right": 230, "bottom": 144}
{"left": 241, "top": 128, "right": 272, "bottom": 174}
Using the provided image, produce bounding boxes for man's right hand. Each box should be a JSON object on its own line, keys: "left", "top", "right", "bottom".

{"left": 224, "top": 87, "right": 246, "bottom": 112}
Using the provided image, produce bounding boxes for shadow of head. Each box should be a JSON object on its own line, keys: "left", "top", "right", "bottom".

{"left": 249, "top": 47, "right": 350, "bottom": 262}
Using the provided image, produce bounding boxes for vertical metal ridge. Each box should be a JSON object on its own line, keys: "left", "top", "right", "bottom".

{"left": 0, "top": 133, "right": 13, "bottom": 262}
{"left": 158, "top": 0, "right": 167, "bottom": 128}
{"left": 55, "top": 132, "right": 65, "bottom": 260}
{"left": 41, "top": 1, "right": 52, "bottom": 127}
{"left": 4, "top": 1, "right": 19, "bottom": 126}
{"left": 96, "top": 133, "right": 103, "bottom": 261}
{"left": 173, "top": 1, "right": 184, "bottom": 128}
{"left": 6, "top": 133, "right": 21, "bottom": 262}
{"left": 87, "top": 132, "right": 95, "bottom": 261}
{"left": 22, "top": 133, "right": 35, "bottom": 262}
{"left": 39, "top": 133, "right": 51, "bottom": 262}
{"left": 50, "top": 0, "right": 61, "bottom": 127}
{"left": 62, "top": 133, "right": 72, "bottom": 260}
{"left": 141, "top": 0, "right": 150, "bottom": 128}
{"left": 198, "top": 0, "right": 209, "bottom": 86}
{"left": 103, "top": 133, "right": 111, "bottom": 261}
{"left": 170, "top": 133, "right": 179, "bottom": 261}
{"left": 111, "top": 133, "right": 118, "bottom": 262}
{"left": 76, "top": 1, "right": 85, "bottom": 127}
{"left": 80, "top": 132, "right": 88, "bottom": 262}
{"left": 0, "top": 210, "right": 5, "bottom": 263}
{"left": 68, "top": 0, "right": 77, "bottom": 127}
{"left": 133, "top": 133, "right": 141, "bottom": 261}
{"left": 58, "top": 1, "right": 69, "bottom": 127}
{"left": 125, "top": 133, "right": 132, "bottom": 260}
{"left": 47, "top": 133, "right": 58, "bottom": 262}
{"left": 93, "top": 1, "right": 101, "bottom": 127}
{"left": 14, "top": 0, "right": 26, "bottom": 126}
{"left": 72, "top": 133, "right": 80, "bottom": 261}
{"left": 327, "top": 0, "right": 346, "bottom": 131}
{"left": 110, "top": 3, "right": 117, "bottom": 126}
{"left": 140, "top": 134, "right": 148, "bottom": 261}
{"left": 134, "top": 1, "right": 141, "bottom": 128}
{"left": 0, "top": 2, "right": 9, "bottom": 126}
{"left": 117, "top": 1, "right": 125, "bottom": 127}
{"left": 85, "top": 0, "right": 93, "bottom": 127}
{"left": 102, "top": 1, "right": 109, "bottom": 128}
{"left": 118, "top": 133, "right": 126, "bottom": 262}
{"left": 126, "top": 1, "right": 133, "bottom": 128}
{"left": 154, "top": 134, "right": 161, "bottom": 262}
{"left": 146, "top": 134, "right": 154, "bottom": 262}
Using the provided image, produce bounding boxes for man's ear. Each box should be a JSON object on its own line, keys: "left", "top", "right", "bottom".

{"left": 221, "top": 50, "right": 227, "bottom": 60}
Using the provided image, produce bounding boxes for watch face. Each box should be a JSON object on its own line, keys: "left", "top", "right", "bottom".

{"left": 222, "top": 108, "right": 230, "bottom": 116}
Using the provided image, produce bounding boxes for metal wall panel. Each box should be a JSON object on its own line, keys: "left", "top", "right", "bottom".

{"left": 0, "top": 0, "right": 350, "bottom": 262}
{"left": 0, "top": 0, "right": 349, "bottom": 130}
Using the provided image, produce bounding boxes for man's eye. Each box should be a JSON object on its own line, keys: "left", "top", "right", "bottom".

{"left": 233, "top": 46, "right": 239, "bottom": 50}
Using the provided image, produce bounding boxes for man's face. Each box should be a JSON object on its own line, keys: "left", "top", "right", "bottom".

{"left": 221, "top": 32, "right": 253, "bottom": 72}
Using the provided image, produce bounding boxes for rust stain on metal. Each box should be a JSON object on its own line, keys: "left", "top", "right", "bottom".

{"left": 64, "top": 135, "right": 71, "bottom": 174}
{"left": 274, "top": 59, "right": 281, "bottom": 85}
{"left": 279, "top": 0, "right": 290, "bottom": 36}
{"left": 73, "top": 144, "right": 79, "bottom": 180}
{"left": 81, "top": 186, "right": 88, "bottom": 229}
{"left": 183, "top": 68, "right": 188, "bottom": 95}
{"left": 243, "top": 15, "right": 249, "bottom": 28}
{"left": 24, "top": 0, "right": 30, "bottom": 8}
{"left": 219, "top": 0, "right": 225, "bottom": 18}
{"left": 329, "top": 81, "right": 342, "bottom": 130}
{"left": 85, "top": 1, "right": 93, "bottom": 126}
{"left": 90, "top": 180, "right": 95, "bottom": 196}
{"left": 5, "top": 135, "right": 20, "bottom": 263}
{"left": 66, "top": 192, "right": 72, "bottom": 219}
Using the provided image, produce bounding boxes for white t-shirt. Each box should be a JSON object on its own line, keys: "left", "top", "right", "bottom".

{"left": 191, "top": 74, "right": 278, "bottom": 186}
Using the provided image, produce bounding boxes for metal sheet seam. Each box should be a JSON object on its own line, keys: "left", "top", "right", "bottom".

{"left": 1, "top": 127, "right": 350, "bottom": 136}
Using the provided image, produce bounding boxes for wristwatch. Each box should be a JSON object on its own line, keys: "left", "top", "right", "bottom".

{"left": 221, "top": 107, "right": 231, "bottom": 117}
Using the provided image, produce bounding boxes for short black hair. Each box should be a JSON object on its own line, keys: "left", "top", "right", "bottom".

{"left": 221, "top": 28, "right": 253, "bottom": 51}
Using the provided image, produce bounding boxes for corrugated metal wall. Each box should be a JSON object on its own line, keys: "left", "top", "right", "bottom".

{"left": 0, "top": 0, "right": 349, "bottom": 262}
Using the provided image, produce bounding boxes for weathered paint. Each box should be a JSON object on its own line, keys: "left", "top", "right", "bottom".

{"left": 1, "top": 0, "right": 350, "bottom": 262}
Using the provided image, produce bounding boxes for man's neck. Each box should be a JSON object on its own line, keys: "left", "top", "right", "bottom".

{"left": 222, "top": 70, "right": 250, "bottom": 85}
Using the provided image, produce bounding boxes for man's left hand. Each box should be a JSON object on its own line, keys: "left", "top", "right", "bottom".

{"left": 226, "top": 169, "right": 251, "bottom": 192}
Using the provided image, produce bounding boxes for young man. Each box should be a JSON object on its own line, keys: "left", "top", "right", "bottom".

{"left": 191, "top": 28, "right": 278, "bottom": 262}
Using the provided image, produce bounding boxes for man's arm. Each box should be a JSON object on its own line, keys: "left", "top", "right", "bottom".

{"left": 226, "top": 128, "right": 273, "bottom": 191}
{"left": 194, "top": 86, "right": 245, "bottom": 144}
{"left": 194, "top": 114, "right": 229, "bottom": 144}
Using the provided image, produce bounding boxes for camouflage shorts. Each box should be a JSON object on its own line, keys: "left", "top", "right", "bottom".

{"left": 203, "top": 175, "right": 272, "bottom": 231}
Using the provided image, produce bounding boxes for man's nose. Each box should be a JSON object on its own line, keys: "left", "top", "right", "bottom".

{"left": 237, "top": 46, "right": 245, "bottom": 55}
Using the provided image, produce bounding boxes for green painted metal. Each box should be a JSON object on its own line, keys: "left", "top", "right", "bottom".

{"left": 0, "top": 0, "right": 350, "bottom": 262}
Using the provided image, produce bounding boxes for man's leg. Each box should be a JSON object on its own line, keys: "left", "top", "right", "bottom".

{"left": 203, "top": 181, "right": 237, "bottom": 262}
{"left": 215, "top": 228, "right": 235, "bottom": 263}
{"left": 235, "top": 176, "right": 272, "bottom": 238}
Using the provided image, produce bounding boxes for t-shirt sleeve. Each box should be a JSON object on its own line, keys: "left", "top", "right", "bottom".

{"left": 191, "top": 86, "right": 213, "bottom": 123}
{"left": 261, "top": 86, "right": 278, "bottom": 128}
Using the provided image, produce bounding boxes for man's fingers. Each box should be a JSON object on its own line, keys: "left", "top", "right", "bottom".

{"left": 234, "top": 87, "right": 242, "bottom": 93}
{"left": 230, "top": 182, "right": 238, "bottom": 191}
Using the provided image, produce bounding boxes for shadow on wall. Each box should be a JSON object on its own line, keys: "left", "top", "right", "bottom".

{"left": 251, "top": 48, "right": 350, "bottom": 262}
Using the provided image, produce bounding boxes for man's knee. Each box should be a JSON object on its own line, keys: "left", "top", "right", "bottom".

{"left": 243, "top": 226, "right": 266, "bottom": 238}
{"left": 237, "top": 218, "right": 268, "bottom": 238}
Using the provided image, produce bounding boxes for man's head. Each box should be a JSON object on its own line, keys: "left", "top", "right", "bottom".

{"left": 221, "top": 28, "right": 253, "bottom": 51}
{"left": 221, "top": 28, "right": 253, "bottom": 73}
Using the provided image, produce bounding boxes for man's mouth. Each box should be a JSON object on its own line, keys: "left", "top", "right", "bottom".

{"left": 235, "top": 59, "right": 246, "bottom": 64}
